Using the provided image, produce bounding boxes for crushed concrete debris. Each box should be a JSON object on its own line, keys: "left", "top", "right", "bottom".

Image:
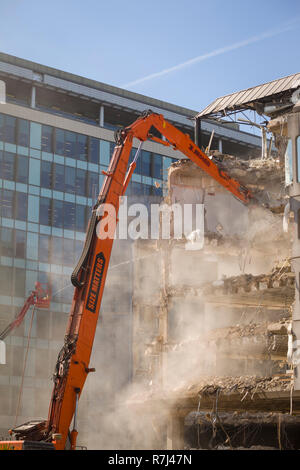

{"left": 209, "top": 152, "right": 284, "bottom": 188}
{"left": 202, "top": 264, "right": 295, "bottom": 296}
{"left": 165, "top": 320, "right": 290, "bottom": 350}
{"left": 128, "top": 375, "right": 292, "bottom": 404}
{"left": 207, "top": 321, "right": 290, "bottom": 341}
{"left": 177, "top": 374, "right": 292, "bottom": 397}
{"left": 166, "top": 264, "right": 295, "bottom": 303}
{"left": 170, "top": 155, "right": 286, "bottom": 212}
{"left": 163, "top": 319, "right": 290, "bottom": 367}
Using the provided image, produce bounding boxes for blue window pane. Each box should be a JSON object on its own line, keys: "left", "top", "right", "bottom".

{"left": 55, "top": 128, "right": 65, "bottom": 156}
{"left": 15, "top": 229, "right": 26, "bottom": 258}
{"left": 2, "top": 189, "right": 14, "bottom": 218}
{"left": 75, "top": 205, "right": 86, "bottom": 232}
{"left": 50, "top": 273, "right": 63, "bottom": 302}
{"left": 27, "top": 232, "right": 38, "bottom": 260}
{"left": 74, "top": 239, "right": 83, "bottom": 260}
{"left": 100, "top": 140, "right": 110, "bottom": 166}
{"left": 2, "top": 151, "right": 15, "bottom": 180}
{"left": 131, "top": 182, "right": 143, "bottom": 195}
{"left": 40, "top": 197, "right": 52, "bottom": 225}
{"left": 17, "top": 119, "right": 29, "bottom": 147}
{"left": 37, "top": 271, "right": 49, "bottom": 285}
{"left": 41, "top": 161, "right": 52, "bottom": 189}
{"left": 16, "top": 192, "right": 28, "bottom": 221}
{"left": 16, "top": 155, "right": 28, "bottom": 184}
{"left": 143, "top": 185, "right": 151, "bottom": 196}
{"left": 15, "top": 193, "right": 28, "bottom": 220}
{"left": 163, "top": 156, "right": 172, "bottom": 174}
{"left": 65, "top": 166, "right": 76, "bottom": 194}
{"left": 110, "top": 142, "right": 115, "bottom": 160}
{"left": 153, "top": 154, "right": 162, "bottom": 179}
{"left": 141, "top": 150, "right": 151, "bottom": 176}
{"left": 64, "top": 131, "right": 76, "bottom": 158}
{"left": 51, "top": 237, "right": 63, "bottom": 265}
{"left": 77, "top": 134, "right": 88, "bottom": 161}
{"left": 27, "top": 196, "right": 40, "bottom": 222}
{"left": 41, "top": 125, "right": 53, "bottom": 153}
{"left": 5, "top": 116, "right": 16, "bottom": 144}
{"left": 64, "top": 201, "right": 75, "bottom": 230}
{"left": 61, "top": 276, "right": 73, "bottom": 302}
{"left": 126, "top": 180, "right": 132, "bottom": 196}
{"left": 89, "top": 137, "right": 99, "bottom": 164}
{"left": 53, "top": 163, "right": 65, "bottom": 191}
{"left": 88, "top": 172, "right": 99, "bottom": 199}
{"left": 39, "top": 234, "right": 51, "bottom": 263}
{"left": 0, "top": 266, "right": 12, "bottom": 296}
{"left": 28, "top": 158, "right": 40, "bottom": 187}
{"left": 53, "top": 200, "right": 63, "bottom": 228}
{"left": 30, "top": 122, "right": 41, "bottom": 150}
{"left": 0, "top": 114, "right": 4, "bottom": 141}
{"left": 76, "top": 168, "right": 86, "bottom": 196}
{"left": 0, "top": 227, "right": 14, "bottom": 257}
{"left": 63, "top": 238, "right": 75, "bottom": 266}
{"left": 14, "top": 267, "right": 26, "bottom": 298}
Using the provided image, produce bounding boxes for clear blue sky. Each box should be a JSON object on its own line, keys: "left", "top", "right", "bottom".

{"left": 0, "top": 0, "right": 300, "bottom": 112}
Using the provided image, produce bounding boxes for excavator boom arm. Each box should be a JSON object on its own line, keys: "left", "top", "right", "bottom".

{"left": 122, "top": 111, "right": 252, "bottom": 203}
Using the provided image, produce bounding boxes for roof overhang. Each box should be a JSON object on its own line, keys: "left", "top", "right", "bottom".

{"left": 196, "top": 73, "right": 300, "bottom": 120}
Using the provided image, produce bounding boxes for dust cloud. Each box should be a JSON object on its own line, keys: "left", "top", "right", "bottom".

{"left": 1, "top": 163, "right": 291, "bottom": 449}
{"left": 74, "top": 194, "right": 291, "bottom": 449}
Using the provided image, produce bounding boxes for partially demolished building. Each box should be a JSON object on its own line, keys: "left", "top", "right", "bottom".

{"left": 129, "top": 145, "right": 300, "bottom": 450}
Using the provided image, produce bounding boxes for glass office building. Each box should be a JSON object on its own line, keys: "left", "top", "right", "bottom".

{"left": 0, "top": 112, "right": 173, "bottom": 305}
{"left": 0, "top": 52, "right": 262, "bottom": 444}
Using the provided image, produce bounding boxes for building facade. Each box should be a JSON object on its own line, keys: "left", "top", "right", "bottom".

{"left": 0, "top": 52, "right": 262, "bottom": 445}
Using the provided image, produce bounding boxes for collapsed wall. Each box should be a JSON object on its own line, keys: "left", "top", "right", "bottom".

{"left": 129, "top": 152, "right": 297, "bottom": 449}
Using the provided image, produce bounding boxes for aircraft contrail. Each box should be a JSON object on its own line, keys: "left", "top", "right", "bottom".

{"left": 121, "top": 21, "right": 299, "bottom": 88}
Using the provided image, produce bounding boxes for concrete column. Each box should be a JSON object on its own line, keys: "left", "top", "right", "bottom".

{"left": 31, "top": 85, "right": 36, "bottom": 108}
{"left": 99, "top": 105, "right": 104, "bottom": 127}
{"left": 0, "top": 339, "right": 5, "bottom": 364}
{"left": 0, "top": 80, "right": 6, "bottom": 103}
{"left": 261, "top": 127, "right": 267, "bottom": 159}
{"left": 218, "top": 138, "right": 223, "bottom": 153}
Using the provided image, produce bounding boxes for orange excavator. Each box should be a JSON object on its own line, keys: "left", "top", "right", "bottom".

{"left": 0, "top": 111, "right": 253, "bottom": 450}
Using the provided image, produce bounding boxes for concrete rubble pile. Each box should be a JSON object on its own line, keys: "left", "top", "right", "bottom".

{"left": 170, "top": 151, "right": 286, "bottom": 213}
{"left": 179, "top": 374, "right": 292, "bottom": 396}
